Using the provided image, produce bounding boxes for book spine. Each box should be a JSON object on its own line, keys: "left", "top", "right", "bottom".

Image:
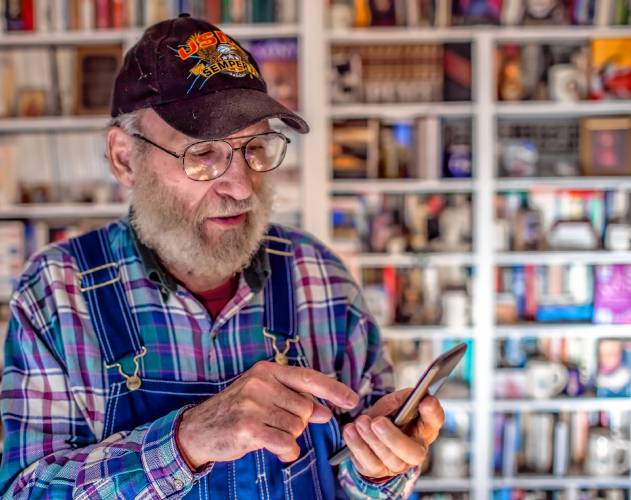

{"left": 35, "top": 0, "right": 51, "bottom": 31}
{"left": 94, "top": 0, "right": 108, "bottom": 27}
{"left": 7, "top": 0, "right": 25, "bottom": 31}
{"left": 206, "top": 0, "right": 220, "bottom": 23}
{"left": 21, "top": 0, "right": 34, "bottom": 29}
{"left": 110, "top": 0, "right": 124, "bottom": 27}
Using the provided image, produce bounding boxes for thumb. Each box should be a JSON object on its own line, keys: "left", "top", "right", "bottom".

{"left": 364, "top": 388, "right": 413, "bottom": 418}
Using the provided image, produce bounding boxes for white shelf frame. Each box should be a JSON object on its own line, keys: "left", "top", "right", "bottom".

{"left": 0, "top": 24, "right": 301, "bottom": 46}
{"left": 330, "top": 179, "right": 474, "bottom": 194}
{"left": 494, "top": 398, "right": 631, "bottom": 413}
{"left": 3, "top": 7, "right": 631, "bottom": 499}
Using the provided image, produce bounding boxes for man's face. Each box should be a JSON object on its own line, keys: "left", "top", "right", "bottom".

{"left": 128, "top": 109, "right": 275, "bottom": 284}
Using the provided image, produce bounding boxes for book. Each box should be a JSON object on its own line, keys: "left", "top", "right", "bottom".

{"left": 331, "top": 119, "right": 380, "bottom": 179}
{"left": 247, "top": 39, "right": 298, "bottom": 111}
{"left": 415, "top": 116, "right": 441, "bottom": 180}
{"left": 0, "top": 221, "right": 26, "bottom": 299}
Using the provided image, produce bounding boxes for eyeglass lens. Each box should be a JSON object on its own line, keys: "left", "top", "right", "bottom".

{"left": 183, "top": 133, "right": 287, "bottom": 181}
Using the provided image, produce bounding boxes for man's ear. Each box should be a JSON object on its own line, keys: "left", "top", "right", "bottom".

{"left": 107, "top": 127, "right": 137, "bottom": 188}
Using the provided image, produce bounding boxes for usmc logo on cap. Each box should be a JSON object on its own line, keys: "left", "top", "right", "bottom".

{"left": 171, "top": 30, "right": 260, "bottom": 94}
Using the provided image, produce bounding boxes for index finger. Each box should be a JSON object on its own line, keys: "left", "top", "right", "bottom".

{"left": 273, "top": 365, "right": 359, "bottom": 410}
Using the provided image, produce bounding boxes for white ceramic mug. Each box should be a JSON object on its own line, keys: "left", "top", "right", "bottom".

{"left": 585, "top": 428, "right": 631, "bottom": 476}
{"left": 526, "top": 360, "right": 568, "bottom": 399}
{"left": 441, "top": 290, "right": 470, "bottom": 328}
{"left": 431, "top": 436, "right": 469, "bottom": 478}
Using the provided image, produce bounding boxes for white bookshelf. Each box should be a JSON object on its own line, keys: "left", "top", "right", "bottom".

{"left": 0, "top": 24, "right": 301, "bottom": 47}
{"left": 2, "top": 3, "right": 631, "bottom": 498}
{"left": 494, "top": 398, "right": 631, "bottom": 413}
{"left": 330, "top": 179, "right": 475, "bottom": 194}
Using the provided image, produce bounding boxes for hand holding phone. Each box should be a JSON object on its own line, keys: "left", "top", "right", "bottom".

{"left": 328, "top": 342, "right": 468, "bottom": 466}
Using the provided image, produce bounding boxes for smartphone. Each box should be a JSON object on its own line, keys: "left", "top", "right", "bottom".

{"left": 328, "top": 342, "right": 468, "bottom": 466}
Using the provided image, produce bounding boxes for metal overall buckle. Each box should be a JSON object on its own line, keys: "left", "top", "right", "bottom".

{"left": 105, "top": 346, "right": 148, "bottom": 391}
{"left": 263, "top": 329, "right": 299, "bottom": 365}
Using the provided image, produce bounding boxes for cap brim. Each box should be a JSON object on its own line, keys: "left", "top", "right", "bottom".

{"left": 152, "top": 88, "right": 309, "bottom": 139}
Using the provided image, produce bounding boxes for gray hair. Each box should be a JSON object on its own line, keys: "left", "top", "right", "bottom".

{"left": 107, "top": 109, "right": 148, "bottom": 157}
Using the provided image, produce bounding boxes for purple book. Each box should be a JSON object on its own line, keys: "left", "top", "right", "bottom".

{"left": 593, "top": 265, "right": 631, "bottom": 324}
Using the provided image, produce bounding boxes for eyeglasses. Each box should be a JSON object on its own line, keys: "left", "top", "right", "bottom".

{"left": 132, "top": 131, "right": 291, "bottom": 181}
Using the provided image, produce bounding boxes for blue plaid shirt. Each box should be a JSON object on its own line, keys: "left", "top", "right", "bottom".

{"left": 0, "top": 218, "right": 419, "bottom": 498}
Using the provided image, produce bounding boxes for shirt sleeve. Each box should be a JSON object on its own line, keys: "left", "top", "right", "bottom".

{"left": 0, "top": 303, "right": 211, "bottom": 499}
{"left": 336, "top": 289, "right": 420, "bottom": 499}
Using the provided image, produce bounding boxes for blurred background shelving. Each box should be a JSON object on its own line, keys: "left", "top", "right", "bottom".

{"left": 2, "top": 1, "right": 631, "bottom": 498}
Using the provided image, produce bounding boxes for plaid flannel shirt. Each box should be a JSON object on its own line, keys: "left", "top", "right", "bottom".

{"left": 0, "top": 218, "right": 419, "bottom": 499}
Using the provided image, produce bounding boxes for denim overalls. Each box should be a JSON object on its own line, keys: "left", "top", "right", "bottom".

{"left": 70, "top": 225, "right": 344, "bottom": 499}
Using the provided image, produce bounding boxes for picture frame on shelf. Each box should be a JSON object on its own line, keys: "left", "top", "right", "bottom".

{"left": 580, "top": 117, "right": 631, "bottom": 176}
{"left": 74, "top": 45, "right": 122, "bottom": 115}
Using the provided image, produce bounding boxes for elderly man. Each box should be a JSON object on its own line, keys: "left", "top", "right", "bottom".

{"left": 0, "top": 14, "right": 444, "bottom": 499}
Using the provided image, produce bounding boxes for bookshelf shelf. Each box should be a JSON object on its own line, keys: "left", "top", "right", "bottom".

{"left": 344, "top": 252, "right": 474, "bottom": 267}
{"left": 327, "top": 27, "right": 475, "bottom": 44}
{"left": 2, "top": 3, "right": 631, "bottom": 498}
{"left": 495, "top": 323, "right": 631, "bottom": 339}
{"left": 414, "top": 477, "right": 472, "bottom": 492}
{"left": 330, "top": 179, "right": 475, "bottom": 194}
{"left": 330, "top": 102, "right": 474, "bottom": 119}
{"left": 381, "top": 325, "right": 473, "bottom": 341}
{"left": 0, "top": 116, "right": 109, "bottom": 133}
{"left": 0, "top": 203, "right": 128, "bottom": 219}
{"left": 495, "top": 177, "right": 631, "bottom": 191}
{"left": 495, "top": 251, "right": 631, "bottom": 266}
{"left": 494, "top": 398, "right": 631, "bottom": 413}
{"left": 495, "top": 101, "right": 631, "bottom": 118}
{"left": 0, "top": 24, "right": 301, "bottom": 47}
{"left": 492, "top": 475, "right": 631, "bottom": 490}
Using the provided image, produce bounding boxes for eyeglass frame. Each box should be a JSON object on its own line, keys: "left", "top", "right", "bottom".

{"left": 130, "top": 130, "right": 291, "bottom": 181}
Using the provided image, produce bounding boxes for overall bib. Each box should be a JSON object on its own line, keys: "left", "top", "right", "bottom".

{"left": 70, "top": 225, "right": 344, "bottom": 499}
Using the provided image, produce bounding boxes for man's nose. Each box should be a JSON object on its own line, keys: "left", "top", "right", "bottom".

{"left": 211, "top": 148, "right": 254, "bottom": 201}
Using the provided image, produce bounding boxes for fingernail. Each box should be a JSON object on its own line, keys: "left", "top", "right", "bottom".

{"left": 344, "top": 426, "right": 357, "bottom": 441}
{"left": 372, "top": 419, "right": 388, "bottom": 434}
{"left": 356, "top": 417, "right": 369, "bottom": 432}
{"left": 346, "top": 392, "right": 360, "bottom": 408}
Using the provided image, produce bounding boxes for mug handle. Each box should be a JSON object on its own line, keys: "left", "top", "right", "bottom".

{"left": 613, "top": 440, "right": 631, "bottom": 475}
{"left": 551, "top": 365, "right": 569, "bottom": 394}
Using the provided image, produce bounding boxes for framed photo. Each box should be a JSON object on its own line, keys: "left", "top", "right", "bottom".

{"left": 580, "top": 117, "right": 631, "bottom": 176}
{"left": 75, "top": 45, "right": 122, "bottom": 115}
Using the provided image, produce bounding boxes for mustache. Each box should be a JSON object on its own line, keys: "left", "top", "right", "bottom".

{"left": 198, "top": 194, "right": 259, "bottom": 221}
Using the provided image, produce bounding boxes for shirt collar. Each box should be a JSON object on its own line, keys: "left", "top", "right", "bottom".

{"left": 127, "top": 217, "right": 271, "bottom": 300}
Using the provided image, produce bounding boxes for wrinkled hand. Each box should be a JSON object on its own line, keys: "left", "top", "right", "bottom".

{"left": 177, "top": 361, "right": 359, "bottom": 468}
{"left": 342, "top": 389, "right": 445, "bottom": 480}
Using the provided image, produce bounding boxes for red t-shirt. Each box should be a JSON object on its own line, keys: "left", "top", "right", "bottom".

{"left": 194, "top": 275, "right": 239, "bottom": 319}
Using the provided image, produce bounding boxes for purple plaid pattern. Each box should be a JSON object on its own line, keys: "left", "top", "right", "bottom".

{"left": 0, "top": 219, "right": 419, "bottom": 498}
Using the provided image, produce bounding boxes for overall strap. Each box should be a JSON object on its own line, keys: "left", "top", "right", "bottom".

{"left": 262, "top": 225, "right": 297, "bottom": 340}
{"left": 69, "top": 228, "right": 143, "bottom": 365}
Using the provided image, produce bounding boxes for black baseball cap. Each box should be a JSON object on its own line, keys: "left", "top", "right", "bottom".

{"left": 110, "top": 13, "right": 309, "bottom": 139}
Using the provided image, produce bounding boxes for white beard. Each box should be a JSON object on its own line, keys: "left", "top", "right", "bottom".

{"left": 129, "top": 167, "right": 274, "bottom": 284}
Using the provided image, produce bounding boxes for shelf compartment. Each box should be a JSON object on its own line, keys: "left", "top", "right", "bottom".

{"left": 495, "top": 324, "right": 631, "bottom": 339}
{"left": 494, "top": 397, "right": 631, "bottom": 412}
{"left": 331, "top": 179, "right": 474, "bottom": 194}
